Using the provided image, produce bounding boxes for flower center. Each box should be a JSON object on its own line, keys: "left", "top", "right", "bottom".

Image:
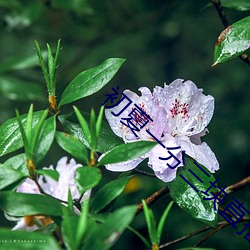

{"left": 170, "top": 99, "right": 190, "bottom": 121}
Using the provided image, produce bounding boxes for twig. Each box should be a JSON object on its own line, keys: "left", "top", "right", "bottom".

{"left": 211, "top": 0, "right": 250, "bottom": 66}
{"left": 193, "top": 217, "right": 250, "bottom": 247}
{"left": 159, "top": 217, "right": 250, "bottom": 249}
{"left": 33, "top": 177, "right": 68, "bottom": 204}
{"left": 159, "top": 224, "right": 212, "bottom": 249}
{"left": 136, "top": 186, "right": 169, "bottom": 215}
{"left": 224, "top": 176, "right": 250, "bottom": 195}
{"left": 134, "top": 169, "right": 157, "bottom": 178}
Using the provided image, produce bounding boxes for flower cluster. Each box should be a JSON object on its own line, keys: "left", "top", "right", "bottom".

{"left": 103, "top": 79, "right": 219, "bottom": 182}
{"left": 11, "top": 157, "right": 89, "bottom": 231}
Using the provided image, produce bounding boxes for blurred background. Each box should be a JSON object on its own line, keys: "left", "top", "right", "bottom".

{"left": 0, "top": 0, "right": 249, "bottom": 249}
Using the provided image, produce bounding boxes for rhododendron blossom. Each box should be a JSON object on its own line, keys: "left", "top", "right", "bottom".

{"left": 11, "top": 157, "right": 89, "bottom": 231}
{"left": 103, "top": 79, "right": 219, "bottom": 182}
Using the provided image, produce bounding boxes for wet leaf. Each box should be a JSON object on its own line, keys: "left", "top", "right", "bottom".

{"left": 97, "top": 140, "right": 157, "bottom": 166}
{"left": 168, "top": 158, "right": 218, "bottom": 227}
{"left": 0, "top": 111, "right": 44, "bottom": 157}
{"left": 213, "top": 16, "right": 250, "bottom": 65}
{"left": 59, "top": 58, "right": 125, "bottom": 106}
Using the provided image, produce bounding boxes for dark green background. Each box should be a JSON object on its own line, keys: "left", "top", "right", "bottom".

{"left": 0, "top": 0, "right": 249, "bottom": 249}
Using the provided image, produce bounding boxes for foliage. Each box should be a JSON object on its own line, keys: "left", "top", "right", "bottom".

{"left": 0, "top": 1, "right": 249, "bottom": 250}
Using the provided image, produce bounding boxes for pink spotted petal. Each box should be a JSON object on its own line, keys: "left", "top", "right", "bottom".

{"left": 153, "top": 79, "right": 214, "bottom": 137}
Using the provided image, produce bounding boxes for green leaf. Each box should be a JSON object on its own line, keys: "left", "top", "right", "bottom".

{"left": 142, "top": 200, "right": 157, "bottom": 245}
{"left": 62, "top": 215, "right": 80, "bottom": 250}
{"left": 90, "top": 108, "right": 97, "bottom": 150}
{"left": 4, "top": 154, "right": 28, "bottom": 175}
{"left": 221, "top": 0, "right": 250, "bottom": 11}
{"left": 96, "top": 106, "right": 105, "bottom": 140}
{"left": 56, "top": 131, "right": 89, "bottom": 165}
{"left": 0, "top": 164, "right": 27, "bottom": 190}
{"left": 62, "top": 201, "right": 89, "bottom": 250}
{"left": 91, "top": 176, "right": 132, "bottom": 213}
{"left": 36, "top": 116, "right": 56, "bottom": 162}
{"left": 73, "top": 106, "right": 91, "bottom": 147}
{"left": 59, "top": 58, "right": 125, "bottom": 106}
{"left": 0, "top": 228, "right": 60, "bottom": 250}
{"left": 0, "top": 111, "right": 44, "bottom": 157}
{"left": 67, "top": 189, "right": 74, "bottom": 212}
{"left": 213, "top": 16, "right": 250, "bottom": 65}
{"left": 36, "top": 169, "right": 59, "bottom": 181}
{"left": 168, "top": 158, "right": 218, "bottom": 227}
{"left": 59, "top": 112, "right": 123, "bottom": 153}
{"left": 157, "top": 200, "right": 174, "bottom": 244}
{"left": 75, "top": 167, "right": 102, "bottom": 194}
{"left": 83, "top": 205, "right": 137, "bottom": 250}
{"left": 30, "top": 109, "right": 48, "bottom": 157}
{"left": 76, "top": 201, "right": 89, "bottom": 248}
{"left": 25, "top": 104, "right": 34, "bottom": 143}
{"left": 0, "top": 192, "right": 65, "bottom": 216}
{"left": 97, "top": 140, "right": 157, "bottom": 166}
{"left": 35, "top": 40, "right": 50, "bottom": 90}
{"left": 0, "top": 76, "right": 46, "bottom": 102}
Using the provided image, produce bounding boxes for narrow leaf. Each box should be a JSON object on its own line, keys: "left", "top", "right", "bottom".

{"left": 75, "top": 167, "right": 102, "bottom": 194}
{"left": 91, "top": 176, "right": 132, "bottom": 213}
{"left": 36, "top": 116, "right": 56, "bottom": 162}
{"left": 98, "top": 140, "right": 157, "bottom": 166}
{"left": 25, "top": 104, "right": 34, "bottom": 143}
{"left": 90, "top": 108, "right": 97, "bottom": 150}
{"left": 30, "top": 109, "right": 48, "bottom": 154}
{"left": 59, "top": 112, "right": 123, "bottom": 154}
{"left": 34, "top": 40, "right": 50, "bottom": 87}
{"left": 142, "top": 200, "right": 154, "bottom": 244}
{"left": 56, "top": 131, "right": 89, "bottom": 165}
{"left": 157, "top": 200, "right": 174, "bottom": 244}
{"left": 73, "top": 106, "right": 91, "bottom": 146}
{"left": 76, "top": 200, "right": 89, "bottom": 248}
{"left": 96, "top": 105, "right": 105, "bottom": 140}
{"left": 83, "top": 205, "right": 136, "bottom": 250}
{"left": 59, "top": 58, "right": 125, "bottom": 106}
{"left": 0, "top": 111, "right": 44, "bottom": 157}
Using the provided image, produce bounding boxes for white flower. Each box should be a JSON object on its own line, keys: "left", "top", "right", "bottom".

{"left": 12, "top": 157, "right": 90, "bottom": 231}
{"left": 103, "top": 79, "right": 219, "bottom": 182}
